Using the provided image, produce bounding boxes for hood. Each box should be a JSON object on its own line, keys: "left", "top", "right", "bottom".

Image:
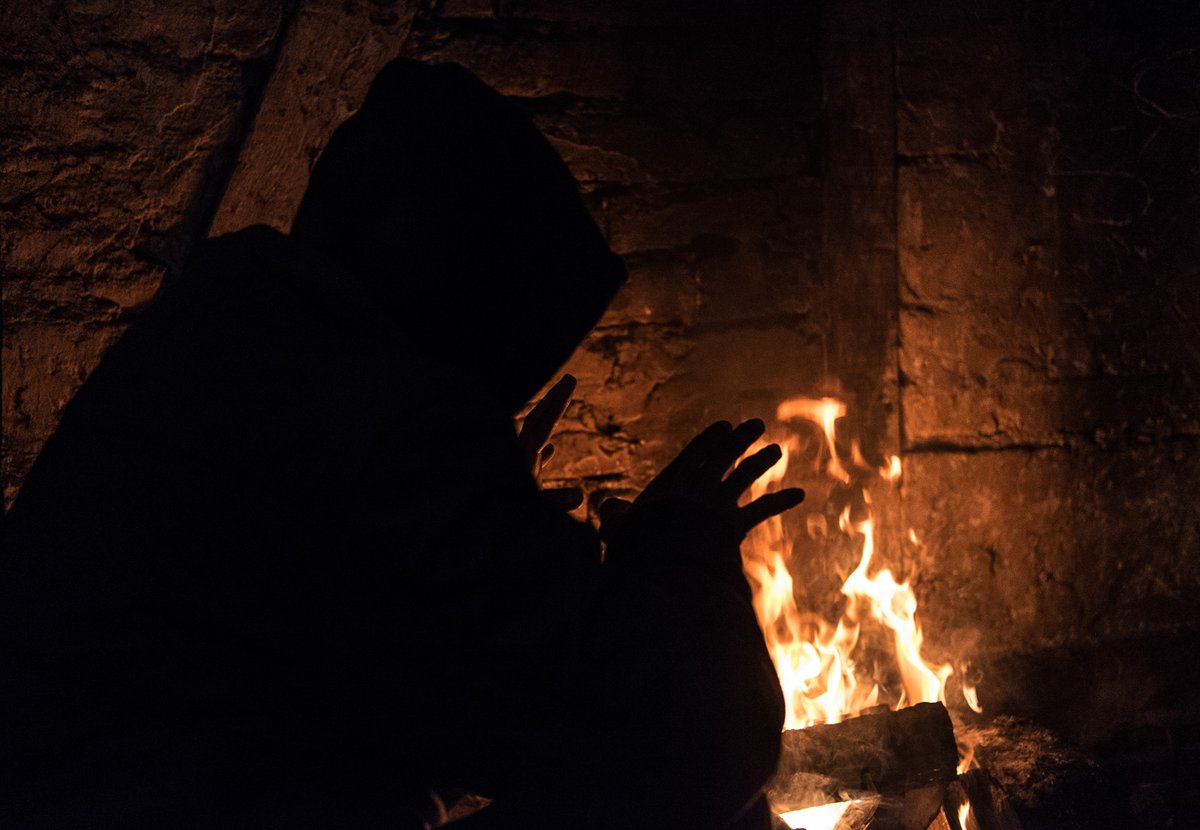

{"left": 291, "top": 58, "right": 626, "bottom": 414}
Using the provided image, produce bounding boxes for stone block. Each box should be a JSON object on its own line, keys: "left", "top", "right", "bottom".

{"left": 606, "top": 179, "right": 821, "bottom": 256}
{"left": 540, "top": 108, "right": 816, "bottom": 186}
{"left": 631, "top": 24, "right": 819, "bottom": 108}
{"left": 897, "top": 26, "right": 1034, "bottom": 157}
{"left": 440, "top": 0, "right": 495, "bottom": 20}
{"left": 503, "top": 0, "right": 815, "bottom": 27}
{"left": 597, "top": 255, "right": 701, "bottom": 328}
{"left": 899, "top": 443, "right": 1200, "bottom": 665}
{"left": 531, "top": 321, "right": 826, "bottom": 486}
{"left": 211, "top": 0, "right": 420, "bottom": 235}
{"left": 898, "top": 161, "right": 1056, "bottom": 307}
{"left": 901, "top": 302, "right": 1200, "bottom": 449}
{"left": 900, "top": 305, "right": 1089, "bottom": 448}
{"left": 412, "top": 30, "right": 636, "bottom": 100}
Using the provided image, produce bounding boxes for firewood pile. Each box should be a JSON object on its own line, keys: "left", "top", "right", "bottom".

{"left": 768, "top": 703, "right": 1024, "bottom": 830}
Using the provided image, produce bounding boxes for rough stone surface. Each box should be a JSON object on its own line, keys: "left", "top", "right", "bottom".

{"left": 902, "top": 443, "right": 1200, "bottom": 662}
{"left": 398, "top": 2, "right": 835, "bottom": 505}
{"left": 897, "top": 20, "right": 1200, "bottom": 449}
{"left": 1, "top": 0, "right": 291, "bottom": 503}
{"left": 893, "top": 1, "right": 1200, "bottom": 762}
{"left": 4, "top": 4, "right": 1200, "bottom": 801}
{"left": 210, "top": 0, "right": 420, "bottom": 235}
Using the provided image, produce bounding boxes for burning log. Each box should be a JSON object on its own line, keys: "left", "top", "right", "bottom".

{"left": 775, "top": 797, "right": 880, "bottom": 830}
{"left": 944, "top": 769, "right": 1023, "bottom": 830}
{"left": 770, "top": 702, "right": 959, "bottom": 804}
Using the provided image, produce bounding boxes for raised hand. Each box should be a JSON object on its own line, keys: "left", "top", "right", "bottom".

{"left": 601, "top": 419, "right": 805, "bottom": 541}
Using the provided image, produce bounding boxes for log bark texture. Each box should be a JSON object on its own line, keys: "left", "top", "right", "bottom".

{"left": 772, "top": 702, "right": 959, "bottom": 799}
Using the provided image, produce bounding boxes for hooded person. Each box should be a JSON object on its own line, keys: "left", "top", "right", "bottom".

{"left": 1, "top": 59, "right": 801, "bottom": 828}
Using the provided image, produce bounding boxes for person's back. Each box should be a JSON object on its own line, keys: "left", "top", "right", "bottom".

{"left": 2, "top": 225, "right": 451, "bottom": 823}
{"left": 2, "top": 58, "right": 800, "bottom": 829}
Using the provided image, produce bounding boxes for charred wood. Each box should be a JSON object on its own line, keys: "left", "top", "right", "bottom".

{"left": 771, "top": 703, "right": 959, "bottom": 803}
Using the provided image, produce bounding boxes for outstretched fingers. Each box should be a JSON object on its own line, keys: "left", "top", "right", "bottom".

{"left": 632, "top": 417, "right": 799, "bottom": 538}
{"left": 646, "top": 420, "right": 734, "bottom": 494}
{"left": 519, "top": 374, "right": 577, "bottom": 469}
{"left": 698, "top": 419, "right": 766, "bottom": 485}
{"left": 722, "top": 443, "right": 783, "bottom": 499}
{"left": 738, "top": 487, "right": 806, "bottom": 534}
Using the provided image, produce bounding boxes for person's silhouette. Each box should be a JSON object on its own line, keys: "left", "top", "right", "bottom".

{"left": 2, "top": 59, "right": 803, "bottom": 828}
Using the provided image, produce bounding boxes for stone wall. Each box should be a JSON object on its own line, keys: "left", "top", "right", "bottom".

{"left": 1, "top": 0, "right": 302, "bottom": 502}
{"left": 895, "top": 0, "right": 1200, "bottom": 710}
{"left": 3, "top": 0, "right": 1198, "bottom": 777}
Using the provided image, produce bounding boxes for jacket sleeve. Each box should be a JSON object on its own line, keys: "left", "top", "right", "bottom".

{"left": 346, "top": 401, "right": 783, "bottom": 829}
{"left": 582, "top": 498, "right": 785, "bottom": 829}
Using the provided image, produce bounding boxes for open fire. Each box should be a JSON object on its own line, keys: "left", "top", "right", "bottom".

{"left": 741, "top": 395, "right": 979, "bottom": 730}
{"left": 741, "top": 396, "right": 995, "bottom": 828}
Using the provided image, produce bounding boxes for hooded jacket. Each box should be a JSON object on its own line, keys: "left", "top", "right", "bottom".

{"left": 1, "top": 60, "right": 783, "bottom": 829}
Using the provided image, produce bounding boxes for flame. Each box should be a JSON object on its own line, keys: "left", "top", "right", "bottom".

{"left": 958, "top": 800, "right": 973, "bottom": 830}
{"left": 742, "top": 396, "right": 970, "bottom": 729}
{"left": 777, "top": 397, "right": 850, "bottom": 483}
{"left": 841, "top": 516, "right": 953, "bottom": 708}
{"left": 882, "top": 454, "right": 902, "bottom": 482}
{"left": 957, "top": 739, "right": 977, "bottom": 775}
{"left": 778, "top": 800, "right": 852, "bottom": 830}
{"left": 962, "top": 677, "right": 983, "bottom": 714}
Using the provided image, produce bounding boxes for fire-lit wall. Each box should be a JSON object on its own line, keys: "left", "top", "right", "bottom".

{"left": 4, "top": 0, "right": 1198, "bottom": 784}
{"left": 895, "top": 2, "right": 1200, "bottom": 719}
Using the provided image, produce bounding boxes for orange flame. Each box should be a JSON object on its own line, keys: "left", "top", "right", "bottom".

{"left": 778, "top": 800, "right": 852, "bottom": 830}
{"left": 742, "top": 396, "right": 971, "bottom": 728}
{"left": 776, "top": 397, "right": 850, "bottom": 484}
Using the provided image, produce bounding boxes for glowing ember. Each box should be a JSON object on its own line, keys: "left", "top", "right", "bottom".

{"left": 778, "top": 800, "right": 852, "bottom": 830}
{"left": 741, "top": 396, "right": 973, "bottom": 728}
